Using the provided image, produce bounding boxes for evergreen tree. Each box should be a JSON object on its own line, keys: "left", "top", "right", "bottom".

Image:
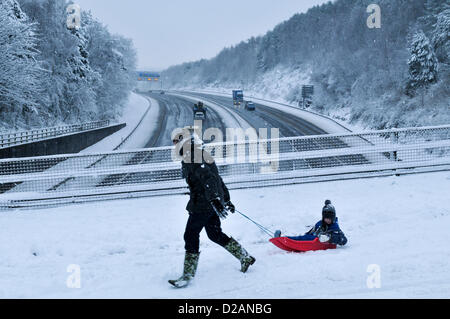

{"left": 407, "top": 30, "right": 438, "bottom": 94}
{"left": 432, "top": 9, "right": 450, "bottom": 64}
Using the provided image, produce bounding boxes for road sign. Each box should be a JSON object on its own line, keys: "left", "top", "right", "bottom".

{"left": 136, "top": 71, "right": 160, "bottom": 81}
{"left": 302, "top": 85, "right": 314, "bottom": 99}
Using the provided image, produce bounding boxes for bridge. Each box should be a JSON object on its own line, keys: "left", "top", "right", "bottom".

{"left": 0, "top": 120, "right": 125, "bottom": 159}
{"left": 0, "top": 124, "right": 449, "bottom": 209}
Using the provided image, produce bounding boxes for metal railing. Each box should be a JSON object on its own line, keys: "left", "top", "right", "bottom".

{"left": 0, "top": 125, "right": 449, "bottom": 209}
{"left": 0, "top": 120, "right": 111, "bottom": 149}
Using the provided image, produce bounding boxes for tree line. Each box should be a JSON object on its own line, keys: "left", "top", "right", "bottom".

{"left": 163, "top": 0, "right": 449, "bottom": 129}
{"left": 0, "top": 0, "right": 137, "bottom": 131}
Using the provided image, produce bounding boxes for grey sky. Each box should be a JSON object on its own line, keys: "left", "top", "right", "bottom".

{"left": 75, "top": 0, "right": 330, "bottom": 71}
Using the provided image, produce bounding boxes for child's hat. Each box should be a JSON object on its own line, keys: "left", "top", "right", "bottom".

{"left": 322, "top": 200, "right": 336, "bottom": 222}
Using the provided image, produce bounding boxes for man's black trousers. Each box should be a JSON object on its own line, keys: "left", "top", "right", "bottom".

{"left": 184, "top": 211, "right": 231, "bottom": 253}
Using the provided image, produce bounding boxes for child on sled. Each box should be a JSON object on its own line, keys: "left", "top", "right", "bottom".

{"left": 274, "top": 200, "right": 347, "bottom": 246}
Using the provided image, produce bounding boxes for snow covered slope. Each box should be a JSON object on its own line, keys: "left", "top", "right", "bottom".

{"left": 81, "top": 92, "right": 156, "bottom": 152}
{"left": 0, "top": 171, "right": 449, "bottom": 298}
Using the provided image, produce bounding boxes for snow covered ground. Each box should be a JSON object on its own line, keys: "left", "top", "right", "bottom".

{"left": 1, "top": 171, "right": 449, "bottom": 298}
{"left": 81, "top": 92, "right": 157, "bottom": 152}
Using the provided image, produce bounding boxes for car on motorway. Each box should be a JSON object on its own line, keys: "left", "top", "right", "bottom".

{"left": 194, "top": 111, "right": 206, "bottom": 120}
{"left": 245, "top": 101, "right": 256, "bottom": 111}
{"left": 160, "top": 90, "right": 165, "bottom": 94}
{"left": 193, "top": 102, "right": 207, "bottom": 120}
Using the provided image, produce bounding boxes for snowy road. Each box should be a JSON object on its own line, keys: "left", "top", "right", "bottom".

{"left": 137, "top": 89, "right": 329, "bottom": 148}
{"left": 1, "top": 171, "right": 449, "bottom": 298}
{"left": 175, "top": 92, "right": 370, "bottom": 169}
{"left": 97, "top": 93, "right": 235, "bottom": 187}
{"left": 146, "top": 93, "right": 230, "bottom": 147}
{"left": 180, "top": 92, "right": 327, "bottom": 137}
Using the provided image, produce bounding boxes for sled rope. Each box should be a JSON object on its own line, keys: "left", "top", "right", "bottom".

{"left": 235, "top": 210, "right": 274, "bottom": 238}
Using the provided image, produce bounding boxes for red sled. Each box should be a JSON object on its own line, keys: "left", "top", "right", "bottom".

{"left": 270, "top": 237, "right": 337, "bottom": 253}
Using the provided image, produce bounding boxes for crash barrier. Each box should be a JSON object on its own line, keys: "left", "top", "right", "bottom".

{"left": 0, "top": 125, "right": 449, "bottom": 209}
{"left": 0, "top": 120, "right": 111, "bottom": 149}
{"left": 0, "top": 122, "right": 126, "bottom": 159}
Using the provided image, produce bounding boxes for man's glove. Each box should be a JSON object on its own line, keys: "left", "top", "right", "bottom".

{"left": 210, "top": 198, "right": 228, "bottom": 219}
{"left": 225, "top": 201, "right": 235, "bottom": 214}
{"left": 319, "top": 234, "right": 331, "bottom": 243}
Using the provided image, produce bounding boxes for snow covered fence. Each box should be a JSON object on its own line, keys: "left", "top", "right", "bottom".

{"left": 0, "top": 125, "right": 449, "bottom": 209}
{"left": 0, "top": 120, "right": 111, "bottom": 149}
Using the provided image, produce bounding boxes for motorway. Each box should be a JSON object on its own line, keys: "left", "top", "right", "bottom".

{"left": 99, "top": 92, "right": 233, "bottom": 187}
{"left": 146, "top": 91, "right": 327, "bottom": 148}
{"left": 147, "top": 91, "right": 368, "bottom": 168}
{"left": 108, "top": 91, "right": 368, "bottom": 182}
{"left": 178, "top": 92, "right": 327, "bottom": 137}
{"left": 98, "top": 90, "right": 335, "bottom": 188}
{"left": 15, "top": 90, "right": 367, "bottom": 192}
{"left": 144, "top": 92, "right": 229, "bottom": 147}
{"left": 1, "top": 91, "right": 446, "bottom": 208}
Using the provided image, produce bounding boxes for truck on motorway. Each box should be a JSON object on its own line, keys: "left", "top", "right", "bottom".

{"left": 299, "top": 85, "right": 314, "bottom": 109}
{"left": 193, "top": 101, "right": 207, "bottom": 120}
{"left": 232, "top": 90, "right": 244, "bottom": 106}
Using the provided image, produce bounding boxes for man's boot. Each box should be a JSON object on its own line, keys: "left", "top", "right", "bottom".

{"left": 168, "top": 252, "right": 200, "bottom": 288}
{"left": 224, "top": 238, "right": 256, "bottom": 273}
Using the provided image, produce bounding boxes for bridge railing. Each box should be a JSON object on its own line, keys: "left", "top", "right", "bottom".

{"left": 0, "top": 125, "right": 449, "bottom": 209}
{"left": 0, "top": 120, "right": 111, "bottom": 149}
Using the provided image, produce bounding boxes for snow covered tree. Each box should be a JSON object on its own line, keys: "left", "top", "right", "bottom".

{"left": 406, "top": 30, "right": 438, "bottom": 95}
{"left": 82, "top": 11, "right": 137, "bottom": 120}
{"left": 18, "top": 0, "right": 137, "bottom": 125}
{"left": 419, "top": 0, "right": 450, "bottom": 32}
{"left": 0, "top": 0, "right": 46, "bottom": 130}
{"left": 18, "top": 0, "right": 100, "bottom": 124}
{"left": 0, "top": 0, "right": 137, "bottom": 130}
{"left": 432, "top": 9, "right": 450, "bottom": 64}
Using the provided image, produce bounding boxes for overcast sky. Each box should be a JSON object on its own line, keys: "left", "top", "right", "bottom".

{"left": 75, "top": 0, "right": 330, "bottom": 71}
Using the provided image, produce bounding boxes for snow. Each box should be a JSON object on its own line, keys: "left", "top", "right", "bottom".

{"left": 1, "top": 171, "right": 449, "bottom": 298}
{"left": 81, "top": 92, "right": 158, "bottom": 152}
